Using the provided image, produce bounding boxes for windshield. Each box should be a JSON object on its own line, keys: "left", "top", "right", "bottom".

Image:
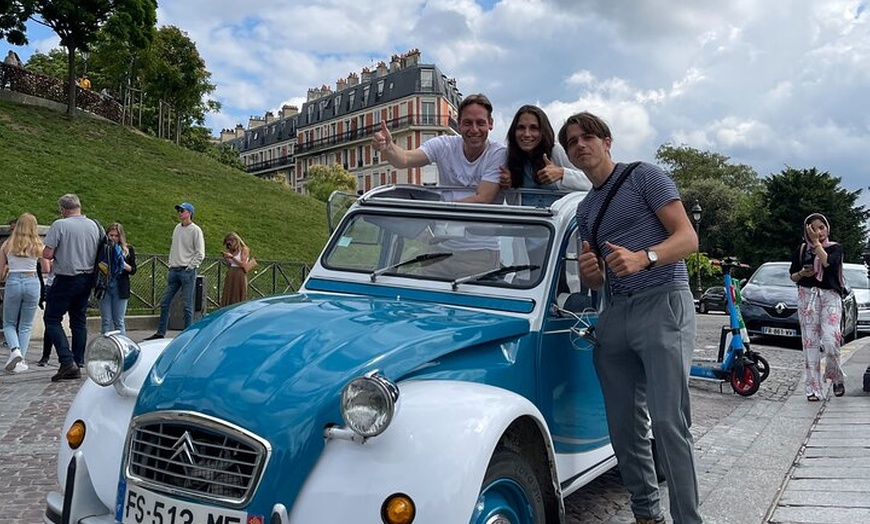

{"left": 322, "top": 212, "right": 552, "bottom": 289}
{"left": 844, "top": 266, "right": 869, "bottom": 289}
{"left": 748, "top": 264, "right": 794, "bottom": 287}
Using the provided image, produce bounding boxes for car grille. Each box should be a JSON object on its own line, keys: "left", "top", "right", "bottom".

{"left": 762, "top": 305, "right": 796, "bottom": 318}
{"left": 125, "top": 411, "right": 270, "bottom": 506}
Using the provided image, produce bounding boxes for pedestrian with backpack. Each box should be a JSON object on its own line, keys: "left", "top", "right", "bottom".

{"left": 99, "top": 223, "right": 137, "bottom": 336}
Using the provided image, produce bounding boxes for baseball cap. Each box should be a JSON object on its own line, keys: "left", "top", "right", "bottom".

{"left": 175, "top": 202, "right": 195, "bottom": 215}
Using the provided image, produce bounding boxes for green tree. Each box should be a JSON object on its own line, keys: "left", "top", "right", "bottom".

{"left": 306, "top": 164, "right": 357, "bottom": 202}
{"left": 10, "top": 0, "right": 156, "bottom": 117}
{"left": 749, "top": 167, "right": 869, "bottom": 268}
{"left": 655, "top": 144, "right": 763, "bottom": 282}
{"left": 140, "top": 25, "right": 217, "bottom": 143}
{"left": 23, "top": 47, "right": 75, "bottom": 79}
{"left": 0, "top": 0, "right": 29, "bottom": 45}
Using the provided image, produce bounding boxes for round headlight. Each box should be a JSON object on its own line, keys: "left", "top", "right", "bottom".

{"left": 340, "top": 372, "right": 398, "bottom": 438}
{"left": 85, "top": 333, "right": 141, "bottom": 386}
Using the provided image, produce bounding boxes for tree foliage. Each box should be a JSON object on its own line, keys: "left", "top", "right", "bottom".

{"left": 140, "top": 25, "right": 217, "bottom": 130}
{"left": 4, "top": 0, "right": 156, "bottom": 116}
{"left": 0, "top": 0, "right": 30, "bottom": 45}
{"left": 306, "top": 164, "right": 357, "bottom": 202}
{"left": 748, "top": 167, "right": 869, "bottom": 267}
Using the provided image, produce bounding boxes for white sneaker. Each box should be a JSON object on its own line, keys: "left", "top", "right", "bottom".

{"left": 5, "top": 348, "right": 22, "bottom": 372}
{"left": 12, "top": 362, "right": 28, "bottom": 373}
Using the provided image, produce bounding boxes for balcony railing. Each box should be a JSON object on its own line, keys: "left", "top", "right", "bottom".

{"left": 245, "top": 155, "right": 294, "bottom": 174}
{"left": 297, "top": 114, "right": 458, "bottom": 156}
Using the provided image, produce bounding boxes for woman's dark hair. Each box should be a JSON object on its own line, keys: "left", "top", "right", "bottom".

{"left": 505, "top": 105, "right": 555, "bottom": 188}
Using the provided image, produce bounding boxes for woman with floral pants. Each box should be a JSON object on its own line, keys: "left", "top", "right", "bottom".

{"left": 789, "top": 213, "right": 845, "bottom": 401}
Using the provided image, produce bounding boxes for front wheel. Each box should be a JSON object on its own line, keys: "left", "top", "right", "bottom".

{"left": 699, "top": 301, "right": 707, "bottom": 314}
{"left": 470, "top": 447, "right": 545, "bottom": 524}
{"left": 731, "top": 362, "right": 760, "bottom": 396}
{"left": 748, "top": 353, "right": 770, "bottom": 383}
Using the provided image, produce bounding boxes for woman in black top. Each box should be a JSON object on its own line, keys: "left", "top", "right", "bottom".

{"left": 788, "top": 213, "right": 845, "bottom": 401}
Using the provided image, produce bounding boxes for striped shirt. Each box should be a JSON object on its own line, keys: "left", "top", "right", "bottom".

{"left": 576, "top": 162, "right": 689, "bottom": 295}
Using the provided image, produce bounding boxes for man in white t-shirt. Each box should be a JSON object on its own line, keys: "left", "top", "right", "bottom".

{"left": 373, "top": 93, "right": 504, "bottom": 203}
{"left": 372, "top": 94, "right": 505, "bottom": 277}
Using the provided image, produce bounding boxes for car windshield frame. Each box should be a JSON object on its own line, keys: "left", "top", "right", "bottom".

{"left": 321, "top": 209, "right": 554, "bottom": 290}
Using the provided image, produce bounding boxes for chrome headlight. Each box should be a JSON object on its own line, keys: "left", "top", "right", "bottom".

{"left": 85, "top": 332, "right": 141, "bottom": 386}
{"left": 340, "top": 371, "right": 399, "bottom": 438}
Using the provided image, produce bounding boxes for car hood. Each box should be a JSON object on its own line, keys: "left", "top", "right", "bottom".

{"left": 741, "top": 283, "right": 797, "bottom": 306}
{"left": 133, "top": 292, "right": 530, "bottom": 510}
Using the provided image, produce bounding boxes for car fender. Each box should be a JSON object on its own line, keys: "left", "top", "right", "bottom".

{"left": 54, "top": 338, "right": 173, "bottom": 512}
{"left": 288, "top": 380, "right": 555, "bottom": 523}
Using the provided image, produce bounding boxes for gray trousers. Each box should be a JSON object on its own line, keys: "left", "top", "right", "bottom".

{"left": 594, "top": 282, "right": 702, "bottom": 524}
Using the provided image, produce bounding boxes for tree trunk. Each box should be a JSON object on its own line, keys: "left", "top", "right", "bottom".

{"left": 66, "top": 45, "right": 77, "bottom": 118}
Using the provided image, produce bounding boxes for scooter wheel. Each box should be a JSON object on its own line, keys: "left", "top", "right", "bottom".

{"left": 749, "top": 354, "right": 770, "bottom": 383}
{"left": 731, "top": 363, "right": 760, "bottom": 396}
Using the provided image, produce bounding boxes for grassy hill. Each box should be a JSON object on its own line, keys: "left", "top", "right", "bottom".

{"left": 0, "top": 100, "right": 329, "bottom": 262}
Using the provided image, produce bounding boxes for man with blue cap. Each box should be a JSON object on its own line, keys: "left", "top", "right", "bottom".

{"left": 145, "top": 202, "right": 205, "bottom": 339}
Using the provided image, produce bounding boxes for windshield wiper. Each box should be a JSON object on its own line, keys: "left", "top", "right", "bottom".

{"left": 451, "top": 264, "right": 540, "bottom": 290}
{"left": 370, "top": 252, "right": 453, "bottom": 282}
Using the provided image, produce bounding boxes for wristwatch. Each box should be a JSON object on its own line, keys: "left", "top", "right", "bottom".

{"left": 645, "top": 249, "right": 658, "bottom": 270}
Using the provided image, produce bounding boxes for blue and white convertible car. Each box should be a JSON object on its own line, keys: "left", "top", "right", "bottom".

{"left": 45, "top": 185, "right": 615, "bottom": 524}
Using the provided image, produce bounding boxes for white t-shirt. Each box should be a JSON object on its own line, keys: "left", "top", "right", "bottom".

{"left": 420, "top": 135, "right": 506, "bottom": 202}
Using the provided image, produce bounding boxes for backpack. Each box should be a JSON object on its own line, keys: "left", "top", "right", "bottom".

{"left": 92, "top": 220, "right": 124, "bottom": 300}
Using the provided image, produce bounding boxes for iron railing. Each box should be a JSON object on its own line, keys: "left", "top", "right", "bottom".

{"left": 118, "top": 254, "right": 312, "bottom": 314}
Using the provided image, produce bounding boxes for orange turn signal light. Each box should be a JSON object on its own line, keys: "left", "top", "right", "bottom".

{"left": 66, "top": 420, "right": 86, "bottom": 449}
{"left": 381, "top": 493, "right": 415, "bottom": 524}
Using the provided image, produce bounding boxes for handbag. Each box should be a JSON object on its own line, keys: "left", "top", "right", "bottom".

{"left": 241, "top": 257, "right": 258, "bottom": 274}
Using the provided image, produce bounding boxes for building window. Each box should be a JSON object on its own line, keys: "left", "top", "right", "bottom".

{"left": 349, "top": 91, "right": 355, "bottom": 108}
{"left": 421, "top": 69, "right": 434, "bottom": 90}
{"left": 377, "top": 79, "right": 385, "bottom": 97}
{"left": 421, "top": 101, "right": 435, "bottom": 125}
{"left": 362, "top": 86, "right": 370, "bottom": 106}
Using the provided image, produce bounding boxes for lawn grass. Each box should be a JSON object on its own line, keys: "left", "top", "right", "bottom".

{"left": 0, "top": 100, "right": 330, "bottom": 262}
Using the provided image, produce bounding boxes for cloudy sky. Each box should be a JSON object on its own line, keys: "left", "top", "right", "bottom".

{"left": 15, "top": 0, "right": 870, "bottom": 211}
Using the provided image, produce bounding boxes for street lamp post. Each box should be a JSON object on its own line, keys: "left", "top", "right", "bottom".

{"left": 81, "top": 50, "right": 89, "bottom": 75}
{"left": 691, "top": 201, "right": 703, "bottom": 298}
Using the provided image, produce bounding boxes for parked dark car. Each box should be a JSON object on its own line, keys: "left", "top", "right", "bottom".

{"left": 697, "top": 286, "right": 727, "bottom": 314}
{"left": 740, "top": 261, "right": 858, "bottom": 341}
{"left": 843, "top": 262, "right": 869, "bottom": 337}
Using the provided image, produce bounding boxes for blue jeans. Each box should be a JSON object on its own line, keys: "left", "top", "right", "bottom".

{"left": 2, "top": 272, "right": 40, "bottom": 359}
{"left": 156, "top": 268, "right": 196, "bottom": 335}
{"left": 44, "top": 273, "right": 93, "bottom": 367}
{"left": 99, "top": 280, "right": 129, "bottom": 336}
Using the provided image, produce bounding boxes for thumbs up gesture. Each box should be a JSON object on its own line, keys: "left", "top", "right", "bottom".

{"left": 578, "top": 240, "right": 603, "bottom": 278}
{"left": 535, "top": 153, "right": 563, "bottom": 185}
{"left": 373, "top": 121, "right": 393, "bottom": 152}
{"left": 603, "top": 241, "right": 648, "bottom": 276}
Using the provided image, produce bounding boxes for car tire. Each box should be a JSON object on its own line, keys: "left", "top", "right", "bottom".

{"left": 699, "top": 302, "right": 707, "bottom": 314}
{"left": 472, "top": 447, "right": 546, "bottom": 524}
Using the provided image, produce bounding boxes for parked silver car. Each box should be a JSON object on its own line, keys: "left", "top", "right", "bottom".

{"left": 843, "top": 263, "right": 869, "bottom": 336}
{"left": 740, "top": 261, "right": 858, "bottom": 342}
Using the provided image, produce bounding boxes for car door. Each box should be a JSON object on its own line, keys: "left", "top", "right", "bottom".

{"left": 537, "top": 228, "right": 610, "bottom": 458}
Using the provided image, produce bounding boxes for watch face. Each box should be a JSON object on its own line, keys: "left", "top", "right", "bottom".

{"left": 647, "top": 250, "right": 658, "bottom": 264}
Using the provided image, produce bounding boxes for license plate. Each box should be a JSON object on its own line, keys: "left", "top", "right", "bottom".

{"left": 761, "top": 326, "right": 798, "bottom": 337}
{"left": 122, "top": 485, "right": 248, "bottom": 524}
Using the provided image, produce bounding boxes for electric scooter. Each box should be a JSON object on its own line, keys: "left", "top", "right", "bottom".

{"left": 690, "top": 256, "right": 765, "bottom": 397}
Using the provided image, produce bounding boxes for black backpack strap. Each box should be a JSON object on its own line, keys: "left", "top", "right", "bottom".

{"left": 589, "top": 161, "right": 641, "bottom": 254}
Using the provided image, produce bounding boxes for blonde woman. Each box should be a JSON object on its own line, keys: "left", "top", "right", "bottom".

{"left": 220, "top": 232, "right": 254, "bottom": 306}
{"left": 99, "top": 223, "right": 137, "bottom": 335}
{"left": 1, "top": 213, "right": 50, "bottom": 372}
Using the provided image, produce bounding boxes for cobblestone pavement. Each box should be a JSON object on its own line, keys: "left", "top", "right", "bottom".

{"left": 0, "top": 324, "right": 811, "bottom": 524}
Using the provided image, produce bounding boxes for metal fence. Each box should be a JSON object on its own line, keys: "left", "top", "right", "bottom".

{"left": 119, "top": 254, "right": 312, "bottom": 314}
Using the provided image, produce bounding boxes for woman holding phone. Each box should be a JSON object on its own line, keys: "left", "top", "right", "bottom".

{"left": 789, "top": 213, "right": 846, "bottom": 401}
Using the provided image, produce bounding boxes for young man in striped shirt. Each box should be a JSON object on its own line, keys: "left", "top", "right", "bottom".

{"left": 559, "top": 112, "right": 702, "bottom": 524}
